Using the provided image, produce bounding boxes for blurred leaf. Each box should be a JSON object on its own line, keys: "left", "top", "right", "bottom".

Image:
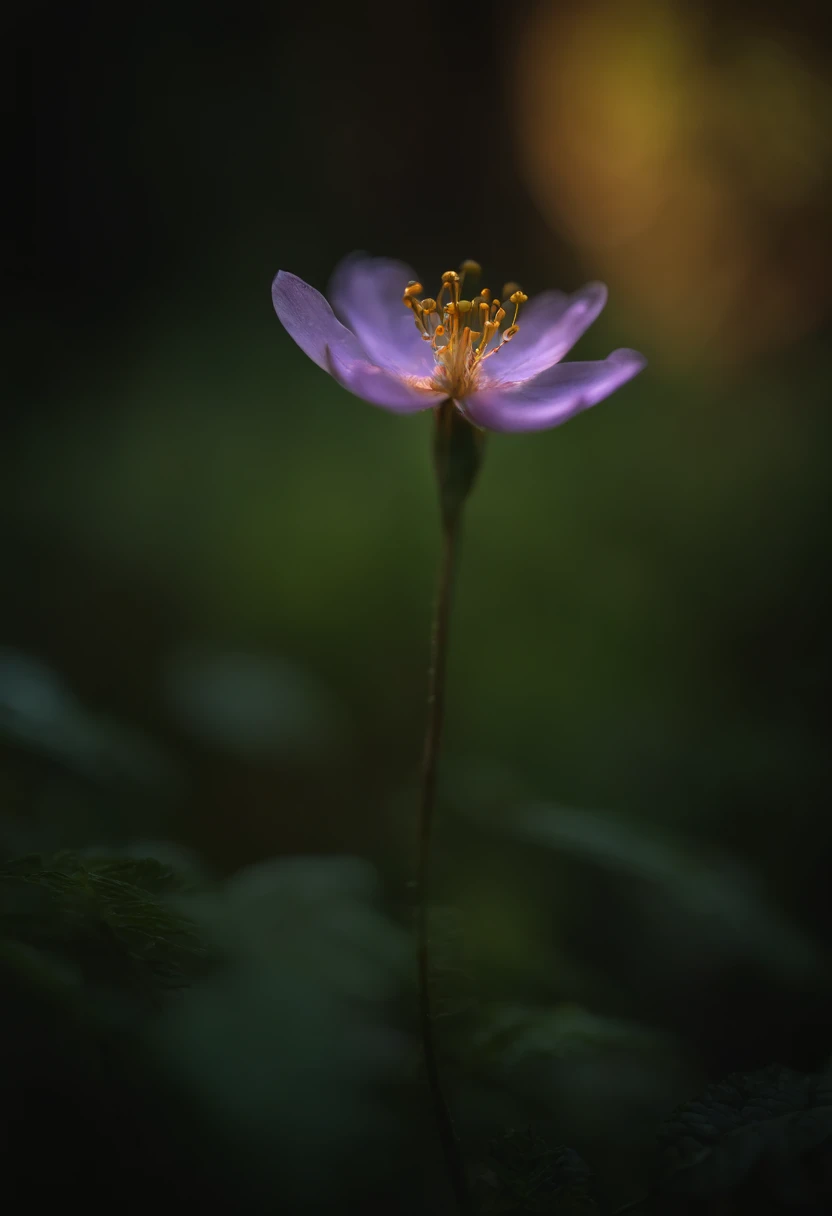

{"left": 0, "top": 936, "right": 83, "bottom": 995}
{"left": 0, "top": 648, "right": 177, "bottom": 789}
{"left": 469, "top": 1002, "right": 673, "bottom": 1072}
{"left": 151, "top": 855, "right": 411, "bottom": 1206}
{"left": 653, "top": 1063, "right": 832, "bottom": 1205}
{"left": 0, "top": 850, "right": 208, "bottom": 997}
{"left": 68, "top": 853, "right": 187, "bottom": 895}
{"left": 472, "top": 1127, "right": 599, "bottom": 1214}
{"left": 468, "top": 801, "right": 824, "bottom": 981}
{"left": 0, "top": 650, "right": 70, "bottom": 736}
{"left": 162, "top": 645, "right": 345, "bottom": 759}
{"left": 455, "top": 999, "right": 696, "bottom": 1206}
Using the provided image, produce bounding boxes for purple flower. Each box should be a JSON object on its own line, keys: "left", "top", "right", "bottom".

{"left": 271, "top": 255, "right": 646, "bottom": 433}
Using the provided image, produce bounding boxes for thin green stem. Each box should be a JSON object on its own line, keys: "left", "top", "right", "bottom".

{"left": 416, "top": 500, "right": 473, "bottom": 1216}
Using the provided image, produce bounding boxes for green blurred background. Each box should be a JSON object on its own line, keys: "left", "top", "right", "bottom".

{"left": 6, "top": 0, "right": 832, "bottom": 1210}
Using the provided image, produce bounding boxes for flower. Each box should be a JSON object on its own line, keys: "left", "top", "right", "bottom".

{"left": 271, "top": 255, "right": 646, "bottom": 433}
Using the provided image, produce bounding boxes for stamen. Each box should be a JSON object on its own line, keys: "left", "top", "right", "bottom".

{"left": 508, "top": 289, "right": 528, "bottom": 329}
{"left": 400, "top": 262, "right": 528, "bottom": 394}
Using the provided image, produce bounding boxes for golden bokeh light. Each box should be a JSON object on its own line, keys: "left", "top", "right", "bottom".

{"left": 513, "top": 0, "right": 832, "bottom": 365}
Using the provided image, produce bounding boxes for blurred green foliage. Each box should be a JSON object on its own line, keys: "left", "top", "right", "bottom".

{"left": 9, "top": 0, "right": 832, "bottom": 1211}
{"left": 0, "top": 851, "right": 207, "bottom": 998}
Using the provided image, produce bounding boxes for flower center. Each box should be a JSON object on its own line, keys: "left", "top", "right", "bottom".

{"left": 402, "top": 261, "right": 528, "bottom": 397}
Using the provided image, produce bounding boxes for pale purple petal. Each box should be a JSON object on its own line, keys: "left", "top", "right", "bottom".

{"left": 462, "top": 349, "right": 647, "bottom": 433}
{"left": 479, "top": 282, "right": 609, "bottom": 386}
{"left": 272, "top": 271, "right": 367, "bottom": 371}
{"left": 329, "top": 253, "right": 436, "bottom": 378}
{"left": 326, "top": 345, "right": 445, "bottom": 414}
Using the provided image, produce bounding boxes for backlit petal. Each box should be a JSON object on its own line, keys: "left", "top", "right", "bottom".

{"left": 480, "top": 282, "right": 608, "bottom": 386}
{"left": 329, "top": 254, "right": 436, "bottom": 378}
{"left": 326, "top": 345, "right": 445, "bottom": 414}
{"left": 462, "top": 349, "right": 646, "bottom": 433}
{"left": 272, "top": 271, "right": 366, "bottom": 371}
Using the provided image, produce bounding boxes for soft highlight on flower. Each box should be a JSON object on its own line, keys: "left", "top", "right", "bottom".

{"left": 271, "top": 254, "right": 646, "bottom": 433}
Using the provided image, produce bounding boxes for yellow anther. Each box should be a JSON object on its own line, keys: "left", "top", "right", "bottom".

{"left": 399, "top": 263, "right": 529, "bottom": 395}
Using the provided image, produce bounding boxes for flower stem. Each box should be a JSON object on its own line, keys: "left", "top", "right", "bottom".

{"left": 417, "top": 509, "right": 469, "bottom": 1214}
{"left": 416, "top": 402, "right": 482, "bottom": 1216}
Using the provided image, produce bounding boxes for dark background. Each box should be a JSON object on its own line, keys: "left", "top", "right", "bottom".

{"left": 5, "top": 1, "right": 832, "bottom": 1211}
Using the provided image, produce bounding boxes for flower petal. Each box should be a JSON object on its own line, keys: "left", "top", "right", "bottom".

{"left": 462, "top": 349, "right": 646, "bottom": 433}
{"left": 272, "top": 270, "right": 367, "bottom": 371}
{"left": 480, "top": 282, "right": 609, "bottom": 386}
{"left": 328, "top": 253, "right": 436, "bottom": 378}
{"left": 326, "top": 345, "right": 445, "bottom": 414}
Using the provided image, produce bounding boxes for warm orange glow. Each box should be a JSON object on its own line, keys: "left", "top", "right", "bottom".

{"left": 514, "top": 0, "right": 832, "bottom": 365}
